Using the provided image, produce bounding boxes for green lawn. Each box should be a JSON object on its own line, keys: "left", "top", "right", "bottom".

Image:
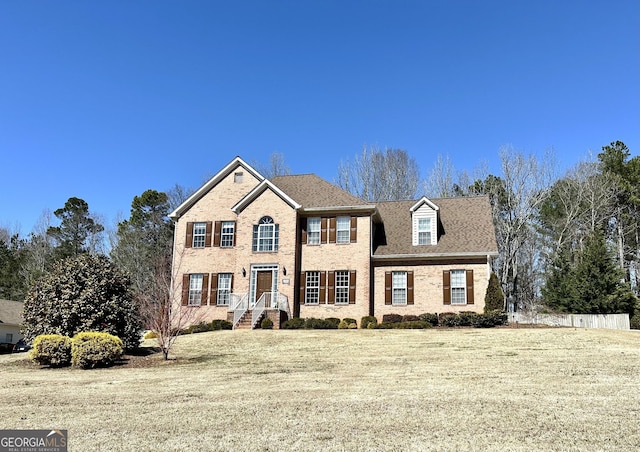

{"left": 1, "top": 328, "right": 639, "bottom": 451}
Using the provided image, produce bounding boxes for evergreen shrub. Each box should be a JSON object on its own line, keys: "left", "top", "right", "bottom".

{"left": 30, "top": 334, "right": 72, "bottom": 367}
{"left": 261, "top": 317, "right": 274, "bottom": 329}
{"left": 71, "top": 332, "right": 124, "bottom": 369}
{"left": 360, "top": 316, "right": 378, "bottom": 329}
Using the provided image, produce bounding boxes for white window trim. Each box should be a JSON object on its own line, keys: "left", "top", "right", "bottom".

{"left": 188, "top": 274, "right": 203, "bottom": 306}
{"left": 305, "top": 271, "right": 320, "bottom": 305}
{"left": 336, "top": 216, "right": 350, "bottom": 244}
{"left": 335, "top": 271, "right": 350, "bottom": 304}
{"left": 221, "top": 221, "right": 235, "bottom": 248}
{"left": 192, "top": 222, "right": 206, "bottom": 248}
{"left": 307, "top": 218, "right": 321, "bottom": 245}
{"left": 217, "top": 273, "right": 232, "bottom": 306}
{"left": 450, "top": 269, "right": 467, "bottom": 305}
{"left": 392, "top": 271, "right": 408, "bottom": 305}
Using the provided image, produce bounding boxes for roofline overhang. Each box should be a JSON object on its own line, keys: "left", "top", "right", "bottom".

{"left": 372, "top": 251, "right": 499, "bottom": 260}
{"left": 231, "top": 179, "right": 302, "bottom": 213}
{"left": 169, "top": 156, "right": 264, "bottom": 220}
{"left": 410, "top": 196, "right": 440, "bottom": 212}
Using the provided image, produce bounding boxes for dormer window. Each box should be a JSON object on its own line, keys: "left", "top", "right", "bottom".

{"left": 411, "top": 197, "right": 439, "bottom": 246}
{"left": 418, "top": 218, "right": 431, "bottom": 245}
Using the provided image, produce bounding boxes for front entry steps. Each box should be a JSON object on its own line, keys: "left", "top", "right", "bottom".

{"left": 234, "top": 310, "right": 265, "bottom": 329}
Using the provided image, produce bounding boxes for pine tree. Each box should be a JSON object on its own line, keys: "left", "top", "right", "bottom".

{"left": 484, "top": 272, "right": 505, "bottom": 312}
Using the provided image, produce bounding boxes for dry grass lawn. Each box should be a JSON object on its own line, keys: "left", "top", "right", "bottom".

{"left": 1, "top": 328, "right": 639, "bottom": 451}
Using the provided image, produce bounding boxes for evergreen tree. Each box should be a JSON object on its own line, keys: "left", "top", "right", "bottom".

{"left": 484, "top": 272, "right": 505, "bottom": 312}
{"left": 47, "top": 197, "right": 104, "bottom": 259}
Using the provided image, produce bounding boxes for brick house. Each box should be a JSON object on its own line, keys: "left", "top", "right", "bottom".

{"left": 169, "top": 157, "right": 498, "bottom": 329}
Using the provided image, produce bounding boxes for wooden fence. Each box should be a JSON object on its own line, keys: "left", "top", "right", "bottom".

{"left": 508, "top": 312, "right": 630, "bottom": 330}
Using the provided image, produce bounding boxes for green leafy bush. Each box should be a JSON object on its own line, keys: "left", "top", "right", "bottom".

{"left": 338, "top": 320, "right": 349, "bottom": 329}
{"left": 382, "top": 314, "right": 403, "bottom": 324}
{"left": 418, "top": 313, "right": 439, "bottom": 326}
{"left": 476, "top": 311, "right": 508, "bottom": 327}
{"left": 457, "top": 312, "right": 479, "bottom": 326}
{"left": 30, "top": 334, "right": 72, "bottom": 367}
{"left": 261, "top": 317, "right": 274, "bottom": 329}
{"left": 360, "top": 316, "right": 378, "bottom": 329}
{"left": 211, "top": 319, "right": 233, "bottom": 330}
{"left": 484, "top": 272, "right": 504, "bottom": 312}
{"left": 402, "top": 315, "right": 420, "bottom": 322}
{"left": 376, "top": 321, "right": 432, "bottom": 329}
{"left": 631, "top": 313, "right": 640, "bottom": 330}
{"left": 22, "top": 254, "right": 142, "bottom": 349}
{"left": 343, "top": 318, "right": 357, "bottom": 326}
{"left": 325, "top": 318, "right": 341, "bottom": 329}
{"left": 71, "top": 332, "right": 124, "bottom": 369}
{"left": 282, "top": 318, "right": 306, "bottom": 329}
{"left": 305, "top": 318, "right": 336, "bottom": 329}
{"left": 348, "top": 322, "right": 357, "bottom": 329}
{"left": 180, "top": 322, "right": 211, "bottom": 335}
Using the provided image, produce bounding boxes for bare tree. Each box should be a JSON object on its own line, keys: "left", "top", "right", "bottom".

{"left": 336, "top": 146, "right": 420, "bottom": 201}
{"left": 252, "top": 152, "right": 291, "bottom": 179}
{"left": 491, "top": 146, "right": 556, "bottom": 311}
{"left": 425, "top": 154, "right": 456, "bottom": 198}
{"left": 136, "top": 250, "right": 204, "bottom": 360}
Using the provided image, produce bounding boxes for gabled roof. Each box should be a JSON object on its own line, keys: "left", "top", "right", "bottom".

{"left": 410, "top": 197, "right": 439, "bottom": 212}
{"left": 0, "top": 299, "right": 23, "bottom": 326}
{"left": 373, "top": 196, "right": 498, "bottom": 258}
{"left": 232, "top": 179, "right": 302, "bottom": 213}
{"left": 169, "top": 156, "right": 264, "bottom": 220}
{"left": 270, "top": 174, "right": 375, "bottom": 213}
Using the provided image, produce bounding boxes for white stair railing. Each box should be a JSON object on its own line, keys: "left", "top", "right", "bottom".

{"left": 251, "top": 292, "right": 270, "bottom": 328}
{"left": 230, "top": 293, "right": 248, "bottom": 329}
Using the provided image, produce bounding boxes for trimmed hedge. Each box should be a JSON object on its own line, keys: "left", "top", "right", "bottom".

{"left": 71, "top": 332, "right": 124, "bottom": 369}
{"left": 376, "top": 321, "right": 432, "bottom": 329}
{"left": 360, "top": 316, "right": 378, "bottom": 329}
{"left": 418, "top": 313, "right": 439, "bottom": 326}
{"left": 261, "top": 317, "right": 274, "bottom": 329}
{"left": 382, "top": 314, "right": 403, "bottom": 324}
{"left": 30, "top": 334, "right": 72, "bottom": 367}
{"left": 180, "top": 319, "right": 233, "bottom": 334}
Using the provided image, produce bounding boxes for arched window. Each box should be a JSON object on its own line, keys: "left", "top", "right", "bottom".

{"left": 252, "top": 216, "right": 279, "bottom": 252}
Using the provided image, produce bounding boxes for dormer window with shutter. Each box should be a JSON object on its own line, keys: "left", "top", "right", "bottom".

{"left": 410, "top": 197, "right": 439, "bottom": 246}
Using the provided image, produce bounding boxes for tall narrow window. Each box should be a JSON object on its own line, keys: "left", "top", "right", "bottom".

{"left": 253, "top": 216, "right": 279, "bottom": 252}
{"left": 392, "top": 271, "right": 407, "bottom": 305}
{"left": 188, "top": 274, "right": 203, "bottom": 306}
{"left": 418, "top": 218, "right": 431, "bottom": 245}
{"left": 307, "top": 218, "right": 321, "bottom": 245}
{"left": 336, "top": 216, "right": 350, "bottom": 243}
{"left": 221, "top": 221, "right": 235, "bottom": 247}
{"left": 305, "top": 271, "right": 320, "bottom": 304}
{"left": 192, "top": 222, "right": 207, "bottom": 248}
{"left": 217, "top": 273, "right": 232, "bottom": 306}
{"left": 450, "top": 270, "right": 466, "bottom": 304}
{"left": 335, "top": 271, "right": 350, "bottom": 304}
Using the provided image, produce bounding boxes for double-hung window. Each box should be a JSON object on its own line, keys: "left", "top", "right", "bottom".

{"left": 418, "top": 218, "right": 431, "bottom": 245}
{"left": 192, "top": 222, "right": 207, "bottom": 248}
{"left": 307, "top": 218, "right": 321, "bottom": 245}
{"left": 217, "top": 273, "right": 232, "bottom": 306}
{"left": 336, "top": 216, "right": 350, "bottom": 244}
{"left": 335, "top": 271, "right": 350, "bottom": 304}
{"left": 188, "top": 274, "right": 203, "bottom": 306}
{"left": 392, "top": 271, "right": 408, "bottom": 305}
{"left": 450, "top": 270, "right": 467, "bottom": 305}
{"left": 221, "top": 222, "right": 235, "bottom": 247}
{"left": 253, "top": 216, "right": 279, "bottom": 252}
{"left": 305, "top": 271, "right": 320, "bottom": 304}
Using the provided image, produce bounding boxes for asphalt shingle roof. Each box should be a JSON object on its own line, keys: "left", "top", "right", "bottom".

{"left": 270, "top": 174, "right": 370, "bottom": 209}
{"left": 373, "top": 196, "right": 498, "bottom": 256}
{"left": 0, "top": 299, "right": 23, "bottom": 325}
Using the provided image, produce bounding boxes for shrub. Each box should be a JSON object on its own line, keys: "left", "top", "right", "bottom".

{"left": 476, "top": 311, "right": 508, "bottom": 327}
{"left": 30, "top": 334, "right": 72, "bottom": 367}
{"left": 458, "top": 312, "right": 479, "bottom": 327}
{"left": 348, "top": 322, "right": 357, "bottom": 329}
{"left": 181, "top": 322, "right": 211, "bottom": 335}
{"left": 22, "top": 254, "right": 142, "bottom": 349}
{"left": 376, "top": 321, "right": 431, "bottom": 329}
{"left": 305, "top": 318, "right": 336, "bottom": 329}
{"left": 261, "top": 317, "right": 274, "bottom": 329}
{"left": 210, "top": 319, "right": 233, "bottom": 330}
{"left": 282, "top": 318, "right": 306, "bottom": 329}
{"left": 325, "top": 318, "right": 341, "bottom": 329}
{"left": 439, "top": 312, "right": 460, "bottom": 327}
{"left": 418, "top": 313, "right": 439, "bottom": 327}
{"left": 382, "top": 314, "right": 403, "bottom": 324}
{"left": 143, "top": 330, "right": 158, "bottom": 339}
{"left": 71, "top": 332, "right": 124, "bottom": 369}
{"left": 484, "top": 272, "right": 504, "bottom": 313}
{"left": 338, "top": 320, "right": 349, "bottom": 329}
{"left": 631, "top": 313, "right": 640, "bottom": 330}
{"left": 402, "top": 315, "right": 420, "bottom": 322}
{"left": 343, "top": 318, "right": 357, "bottom": 326}
{"left": 360, "top": 316, "right": 378, "bottom": 329}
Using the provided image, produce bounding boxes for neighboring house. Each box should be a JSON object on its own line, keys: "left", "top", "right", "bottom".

{"left": 169, "top": 157, "right": 498, "bottom": 329}
{"left": 0, "top": 299, "right": 24, "bottom": 344}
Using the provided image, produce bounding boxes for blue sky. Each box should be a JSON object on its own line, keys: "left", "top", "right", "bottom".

{"left": 1, "top": 1, "right": 638, "bottom": 235}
